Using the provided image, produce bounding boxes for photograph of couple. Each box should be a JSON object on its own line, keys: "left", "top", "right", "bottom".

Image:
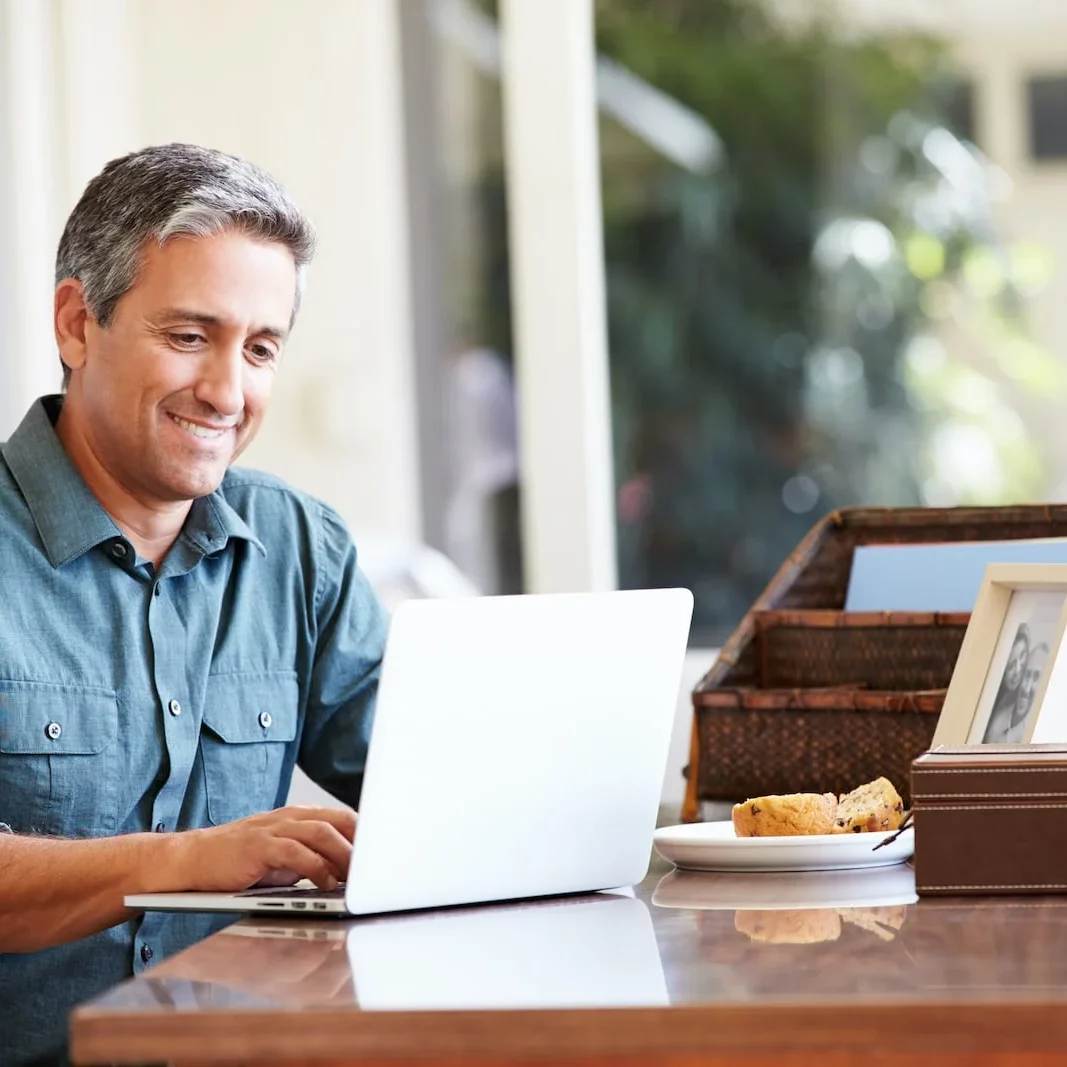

{"left": 978, "top": 590, "right": 1065, "bottom": 744}
{"left": 981, "top": 622, "right": 1048, "bottom": 744}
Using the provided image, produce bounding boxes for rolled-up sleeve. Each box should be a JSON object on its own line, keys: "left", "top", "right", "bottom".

{"left": 297, "top": 505, "right": 390, "bottom": 810}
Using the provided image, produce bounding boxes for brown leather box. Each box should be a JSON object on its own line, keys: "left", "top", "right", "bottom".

{"left": 912, "top": 744, "right": 1067, "bottom": 896}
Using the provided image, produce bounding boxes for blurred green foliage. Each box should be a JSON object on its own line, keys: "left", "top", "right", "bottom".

{"left": 592, "top": 0, "right": 1052, "bottom": 642}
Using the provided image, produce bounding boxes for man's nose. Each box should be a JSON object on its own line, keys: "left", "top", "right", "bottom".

{"left": 196, "top": 346, "right": 244, "bottom": 418}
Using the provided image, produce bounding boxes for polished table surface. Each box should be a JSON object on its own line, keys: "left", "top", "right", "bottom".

{"left": 70, "top": 855, "right": 1067, "bottom": 1066}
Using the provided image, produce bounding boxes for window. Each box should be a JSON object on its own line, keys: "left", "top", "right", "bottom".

{"left": 1027, "top": 75, "right": 1067, "bottom": 161}
{"left": 403, "top": 0, "right": 523, "bottom": 597}
{"left": 596, "top": 1, "right": 1065, "bottom": 645}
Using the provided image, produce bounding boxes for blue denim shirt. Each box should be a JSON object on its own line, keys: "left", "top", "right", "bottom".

{"left": 0, "top": 396, "right": 389, "bottom": 1065}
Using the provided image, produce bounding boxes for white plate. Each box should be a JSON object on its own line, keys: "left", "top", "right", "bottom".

{"left": 652, "top": 821, "right": 914, "bottom": 873}
{"left": 651, "top": 864, "right": 917, "bottom": 911}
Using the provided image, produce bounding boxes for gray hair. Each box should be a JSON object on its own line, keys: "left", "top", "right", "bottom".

{"left": 55, "top": 143, "right": 316, "bottom": 385}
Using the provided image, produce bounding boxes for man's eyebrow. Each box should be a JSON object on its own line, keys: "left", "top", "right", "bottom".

{"left": 154, "top": 307, "right": 289, "bottom": 340}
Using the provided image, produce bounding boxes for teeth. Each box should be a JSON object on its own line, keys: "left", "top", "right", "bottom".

{"left": 171, "top": 415, "right": 228, "bottom": 439}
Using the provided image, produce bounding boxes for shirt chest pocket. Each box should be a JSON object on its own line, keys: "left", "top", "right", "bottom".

{"left": 0, "top": 682, "right": 120, "bottom": 837}
{"left": 200, "top": 672, "right": 299, "bottom": 826}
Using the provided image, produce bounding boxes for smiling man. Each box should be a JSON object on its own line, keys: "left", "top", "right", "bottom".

{"left": 0, "top": 144, "right": 388, "bottom": 1065}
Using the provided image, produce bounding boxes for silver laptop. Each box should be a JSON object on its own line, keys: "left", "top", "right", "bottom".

{"left": 126, "top": 588, "right": 693, "bottom": 917}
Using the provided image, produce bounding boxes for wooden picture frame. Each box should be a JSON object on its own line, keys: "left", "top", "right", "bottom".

{"left": 932, "top": 564, "right": 1067, "bottom": 747}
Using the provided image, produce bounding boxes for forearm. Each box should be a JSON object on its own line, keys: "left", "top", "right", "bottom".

{"left": 0, "top": 831, "right": 186, "bottom": 953}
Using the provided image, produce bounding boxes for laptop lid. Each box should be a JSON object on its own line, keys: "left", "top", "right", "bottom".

{"left": 344, "top": 588, "right": 693, "bottom": 916}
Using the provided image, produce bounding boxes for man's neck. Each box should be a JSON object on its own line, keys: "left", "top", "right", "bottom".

{"left": 55, "top": 406, "right": 190, "bottom": 569}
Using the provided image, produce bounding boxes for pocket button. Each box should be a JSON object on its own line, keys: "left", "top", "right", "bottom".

{"left": 45, "top": 722, "right": 62, "bottom": 741}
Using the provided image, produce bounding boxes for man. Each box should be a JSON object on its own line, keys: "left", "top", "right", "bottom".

{"left": 0, "top": 144, "right": 389, "bottom": 1065}
{"left": 982, "top": 624, "right": 1029, "bottom": 744}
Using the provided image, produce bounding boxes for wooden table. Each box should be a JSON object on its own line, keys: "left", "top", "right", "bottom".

{"left": 70, "top": 859, "right": 1067, "bottom": 1066}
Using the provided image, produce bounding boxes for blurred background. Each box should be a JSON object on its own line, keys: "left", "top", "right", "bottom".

{"left": 3, "top": 0, "right": 1067, "bottom": 806}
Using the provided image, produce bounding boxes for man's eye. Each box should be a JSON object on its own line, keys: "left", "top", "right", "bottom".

{"left": 169, "top": 333, "right": 204, "bottom": 347}
{"left": 248, "top": 344, "right": 277, "bottom": 363}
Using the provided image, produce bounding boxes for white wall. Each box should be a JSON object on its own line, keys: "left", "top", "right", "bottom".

{"left": 0, "top": 0, "right": 65, "bottom": 434}
{"left": 818, "top": 0, "right": 1067, "bottom": 34}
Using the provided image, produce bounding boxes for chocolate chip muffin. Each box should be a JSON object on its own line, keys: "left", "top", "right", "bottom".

{"left": 833, "top": 777, "right": 905, "bottom": 834}
{"left": 731, "top": 792, "right": 839, "bottom": 837}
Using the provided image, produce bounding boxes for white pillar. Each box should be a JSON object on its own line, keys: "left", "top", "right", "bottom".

{"left": 499, "top": 0, "right": 618, "bottom": 593}
{"left": 0, "top": 0, "right": 63, "bottom": 433}
{"left": 344, "top": 0, "right": 424, "bottom": 543}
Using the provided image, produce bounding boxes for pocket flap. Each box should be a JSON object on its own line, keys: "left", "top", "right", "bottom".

{"left": 202, "top": 672, "right": 299, "bottom": 744}
{"left": 0, "top": 682, "right": 119, "bottom": 755}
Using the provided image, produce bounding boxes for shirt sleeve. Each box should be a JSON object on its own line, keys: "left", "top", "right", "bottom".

{"left": 297, "top": 505, "right": 390, "bottom": 810}
{"left": 0, "top": 823, "right": 12, "bottom": 834}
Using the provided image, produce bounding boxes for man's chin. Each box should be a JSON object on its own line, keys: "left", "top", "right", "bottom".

{"left": 158, "top": 466, "right": 229, "bottom": 502}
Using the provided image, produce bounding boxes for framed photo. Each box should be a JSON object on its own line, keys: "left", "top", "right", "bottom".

{"left": 932, "top": 564, "right": 1067, "bottom": 747}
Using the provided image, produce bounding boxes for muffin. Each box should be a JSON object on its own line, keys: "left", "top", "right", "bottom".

{"left": 731, "top": 792, "right": 838, "bottom": 837}
{"left": 833, "top": 777, "right": 905, "bottom": 834}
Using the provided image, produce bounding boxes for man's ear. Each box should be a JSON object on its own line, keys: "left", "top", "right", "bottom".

{"left": 55, "top": 279, "right": 91, "bottom": 376}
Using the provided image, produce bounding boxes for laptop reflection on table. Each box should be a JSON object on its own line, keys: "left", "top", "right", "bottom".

{"left": 217, "top": 891, "right": 669, "bottom": 1011}
{"left": 343, "top": 891, "right": 668, "bottom": 1010}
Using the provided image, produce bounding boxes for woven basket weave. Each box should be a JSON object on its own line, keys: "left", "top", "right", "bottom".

{"left": 683, "top": 504, "right": 1067, "bottom": 821}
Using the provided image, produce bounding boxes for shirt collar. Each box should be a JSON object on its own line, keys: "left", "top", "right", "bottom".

{"left": 184, "top": 488, "right": 266, "bottom": 559}
{"left": 1, "top": 396, "right": 265, "bottom": 568}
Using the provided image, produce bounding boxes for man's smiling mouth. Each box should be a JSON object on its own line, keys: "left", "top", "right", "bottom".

{"left": 168, "top": 413, "right": 233, "bottom": 440}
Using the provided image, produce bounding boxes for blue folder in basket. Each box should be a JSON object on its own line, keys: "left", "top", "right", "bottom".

{"left": 844, "top": 538, "right": 1067, "bottom": 613}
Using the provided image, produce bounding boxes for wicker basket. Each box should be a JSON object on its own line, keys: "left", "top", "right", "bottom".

{"left": 682, "top": 504, "right": 1067, "bottom": 821}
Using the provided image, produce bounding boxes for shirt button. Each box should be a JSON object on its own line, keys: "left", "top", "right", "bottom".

{"left": 45, "top": 722, "right": 62, "bottom": 741}
{"left": 168, "top": 699, "right": 182, "bottom": 717}
{"left": 259, "top": 711, "right": 273, "bottom": 729}
{"left": 110, "top": 540, "right": 129, "bottom": 560}
{"left": 140, "top": 943, "right": 154, "bottom": 963}
{"left": 154, "top": 821, "right": 165, "bottom": 833}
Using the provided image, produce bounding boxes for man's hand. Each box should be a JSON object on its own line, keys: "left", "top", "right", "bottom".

{"left": 168, "top": 806, "right": 357, "bottom": 893}
{"left": 0, "top": 805, "right": 357, "bottom": 953}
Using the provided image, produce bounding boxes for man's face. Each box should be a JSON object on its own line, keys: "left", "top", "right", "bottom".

{"left": 1005, "top": 636, "right": 1028, "bottom": 691}
{"left": 62, "top": 230, "right": 296, "bottom": 503}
